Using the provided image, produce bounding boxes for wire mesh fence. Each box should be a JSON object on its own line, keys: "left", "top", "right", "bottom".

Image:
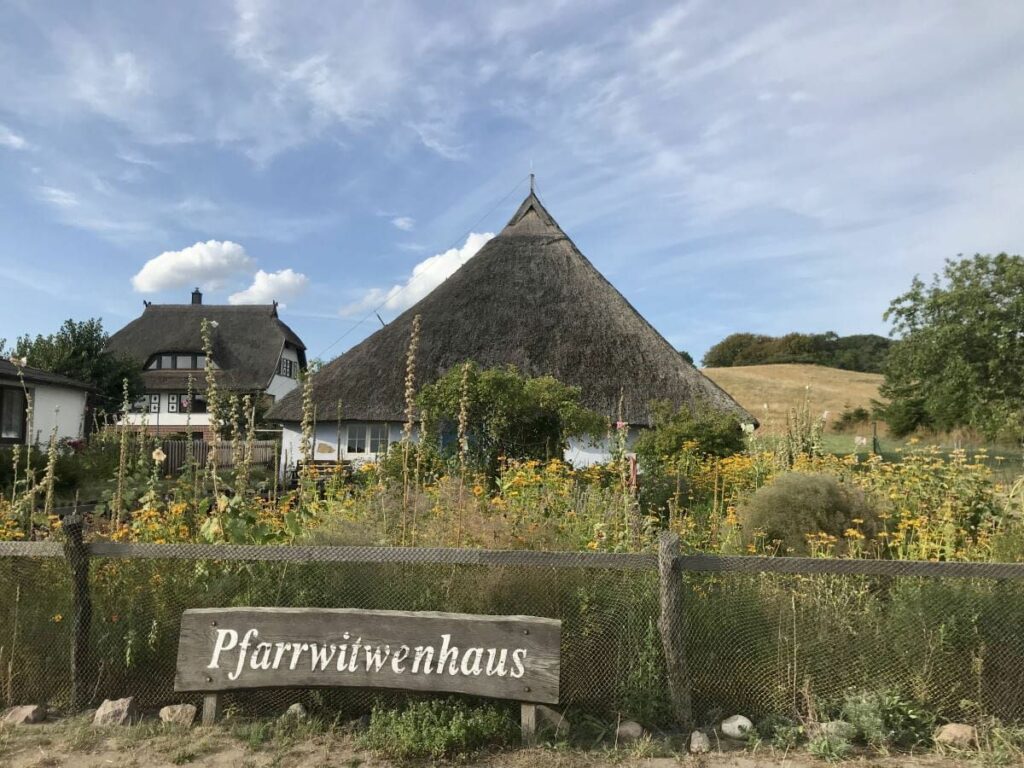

{"left": 0, "top": 543, "right": 660, "bottom": 721}
{"left": 1, "top": 539, "right": 1023, "bottom": 728}
{"left": 683, "top": 570, "right": 1024, "bottom": 724}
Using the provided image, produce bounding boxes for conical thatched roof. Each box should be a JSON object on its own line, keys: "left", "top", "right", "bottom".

{"left": 268, "top": 191, "right": 752, "bottom": 426}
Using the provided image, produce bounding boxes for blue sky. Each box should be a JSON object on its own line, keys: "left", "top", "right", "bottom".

{"left": 1, "top": 1, "right": 1022, "bottom": 364}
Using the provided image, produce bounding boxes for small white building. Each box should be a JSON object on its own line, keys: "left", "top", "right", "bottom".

{"left": 269, "top": 190, "right": 751, "bottom": 470}
{"left": 106, "top": 289, "right": 307, "bottom": 438}
{"left": 0, "top": 359, "right": 89, "bottom": 447}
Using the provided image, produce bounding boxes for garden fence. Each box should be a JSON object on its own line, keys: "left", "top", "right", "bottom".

{"left": 2, "top": 529, "right": 1024, "bottom": 729}
{"left": 161, "top": 440, "right": 278, "bottom": 476}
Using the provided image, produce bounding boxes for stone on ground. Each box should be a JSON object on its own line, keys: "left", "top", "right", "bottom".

{"left": 2, "top": 705, "right": 46, "bottom": 725}
{"left": 284, "top": 702, "right": 307, "bottom": 719}
{"left": 93, "top": 697, "right": 138, "bottom": 726}
{"left": 689, "top": 730, "right": 711, "bottom": 753}
{"left": 934, "top": 723, "right": 977, "bottom": 749}
{"left": 159, "top": 704, "right": 197, "bottom": 727}
{"left": 616, "top": 719, "right": 646, "bottom": 744}
{"left": 721, "top": 714, "right": 753, "bottom": 739}
{"left": 536, "top": 704, "right": 570, "bottom": 737}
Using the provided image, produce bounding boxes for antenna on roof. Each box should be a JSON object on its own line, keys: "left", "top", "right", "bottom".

{"left": 375, "top": 312, "right": 386, "bottom": 328}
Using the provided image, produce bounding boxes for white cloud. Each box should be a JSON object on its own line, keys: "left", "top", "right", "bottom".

{"left": 229, "top": 268, "right": 309, "bottom": 307}
{"left": 132, "top": 240, "right": 253, "bottom": 293}
{"left": 391, "top": 216, "right": 415, "bottom": 231}
{"left": 69, "top": 47, "right": 149, "bottom": 119}
{"left": 0, "top": 124, "right": 28, "bottom": 150}
{"left": 37, "top": 186, "right": 78, "bottom": 208}
{"left": 341, "top": 232, "right": 493, "bottom": 317}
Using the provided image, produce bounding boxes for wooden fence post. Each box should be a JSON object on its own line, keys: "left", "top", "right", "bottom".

{"left": 520, "top": 703, "right": 537, "bottom": 746}
{"left": 202, "top": 693, "right": 220, "bottom": 726}
{"left": 62, "top": 513, "right": 92, "bottom": 711}
{"left": 657, "top": 531, "right": 692, "bottom": 729}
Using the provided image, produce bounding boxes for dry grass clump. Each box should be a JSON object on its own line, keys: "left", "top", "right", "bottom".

{"left": 738, "top": 472, "right": 877, "bottom": 555}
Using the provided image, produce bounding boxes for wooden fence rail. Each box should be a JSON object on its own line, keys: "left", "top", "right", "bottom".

{"left": 5, "top": 540, "right": 1024, "bottom": 579}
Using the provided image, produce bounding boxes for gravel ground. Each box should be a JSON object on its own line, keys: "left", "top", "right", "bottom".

{"left": 0, "top": 715, "right": 977, "bottom": 768}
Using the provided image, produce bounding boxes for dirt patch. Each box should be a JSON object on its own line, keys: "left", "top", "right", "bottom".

{"left": 0, "top": 717, "right": 977, "bottom": 768}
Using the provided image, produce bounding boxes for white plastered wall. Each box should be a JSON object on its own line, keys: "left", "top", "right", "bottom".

{"left": 26, "top": 385, "right": 87, "bottom": 446}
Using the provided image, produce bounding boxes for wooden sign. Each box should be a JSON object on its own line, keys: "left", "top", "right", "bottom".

{"left": 175, "top": 607, "right": 561, "bottom": 706}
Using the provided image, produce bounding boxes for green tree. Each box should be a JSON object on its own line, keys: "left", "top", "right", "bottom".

{"left": 703, "top": 330, "right": 891, "bottom": 372}
{"left": 417, "top": 363, "right": 605, "bottom": 476}
{"left": 880, "top": 253, "right": 1024, "bottom": 439}
{"left": 702, "top": 333, "right": 772, "bottom": 367}
{"left": 633, "top": 400, "right": 745, "bottom": 470}
{"left": 12, "top": 318, "right": 142, "bottom": 419}
{"left": 632, "top": 400, "right": 745, "bottom": 514}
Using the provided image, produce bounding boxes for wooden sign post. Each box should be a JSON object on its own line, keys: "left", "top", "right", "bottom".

{"left": 175, "top": 607, "right": 561, "bottom": 743}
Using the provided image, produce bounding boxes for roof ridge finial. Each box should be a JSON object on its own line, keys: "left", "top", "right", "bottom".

{"left": 529, "top": 171, "right": 535, "bottom": 194}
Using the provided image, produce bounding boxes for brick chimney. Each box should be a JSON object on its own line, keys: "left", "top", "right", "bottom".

{"left": 191, "top": 287, "right": 202, "bottom": 305}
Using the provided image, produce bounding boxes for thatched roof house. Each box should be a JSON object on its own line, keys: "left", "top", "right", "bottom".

{"left": 106, "top": 290, "right": 306, "bottom": 436}
{"left": 107, "top": 296, "right": 306, "bottom": 393}
{"left": 268, "top": 191, "right": 750, "bottom": 432}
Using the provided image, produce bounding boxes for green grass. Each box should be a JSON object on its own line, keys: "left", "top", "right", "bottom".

{"left": 359, "top": 698, "right": 516, "bottom": 760}
{"left": 819, "top": 432, "right": 1024, "bottom": 486}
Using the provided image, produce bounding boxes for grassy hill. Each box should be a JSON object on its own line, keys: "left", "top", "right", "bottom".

{"left": 703, "top": 364, "right": 1023, "bottom": 477}
{"left": 703, "top": 363, "right": 884, "bottom": 432}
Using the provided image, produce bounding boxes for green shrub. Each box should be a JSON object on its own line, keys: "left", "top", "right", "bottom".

{"left": 841, "top": 690, "right": 887, "bottom": 748}
{"left": 229, "top": 714, "right": 332, "bottom": 752}
{"left": 359, "top": 698, "right": 515, "bottom": 760}
{"left": 0, "top": 446, "right": 45, "bottom": 494}
{"left": 635, "top": 400, "right": 745, "bottom": 513}
{"left": 738, "top": 472, "right": 877, "bottom": 555}
{"left": 756, "top": 714, "right": 804, "bottom": 749}
{"left": 842, "top": 689, "right": 934, "bottom": 750}
{"left": 832, "top": 406, "right": 871, "bottom": 433}
{"left": 808, "top": 733, "right": 852, "bottom": 761}
{"left": 635, "top": 400, "right": 745, "bottom": 465}
{"left": 881, "top": 693, "right": 934, "bottom": 749}
{"left": 417, "top": 363, "right": 605, "bottom": 478}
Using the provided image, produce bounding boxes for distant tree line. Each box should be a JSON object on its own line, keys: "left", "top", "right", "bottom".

{"left": 702, "top": 331, "right": 893, "bottom": 373}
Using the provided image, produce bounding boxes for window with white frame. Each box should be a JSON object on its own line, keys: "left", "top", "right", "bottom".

{"left": 278, "top": 357, "right": 294, "bottom": 378}
{"left": 149, "top": 394, "right": 160, "bottom": 413}
{"left": 369, "top": 423, "right": 389, "bottom": 454}
{"left": 1, "top": 387, "right": 27, "bottom": 442}
{"left": 347, "top": 423, "right": 366, "bottom": 453}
